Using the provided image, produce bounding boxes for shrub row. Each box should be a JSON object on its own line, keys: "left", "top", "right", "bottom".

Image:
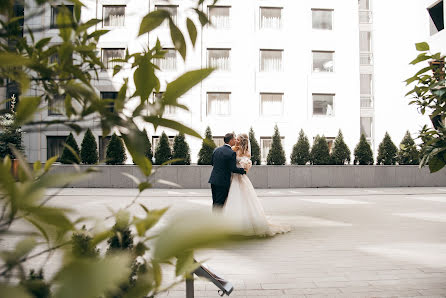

{"left": 59, "top": 127, "right": 420, "bottom": 166}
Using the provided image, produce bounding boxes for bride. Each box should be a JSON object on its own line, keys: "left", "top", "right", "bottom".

{"left": 224, "top": 133, "right": 291, "bottom": 237}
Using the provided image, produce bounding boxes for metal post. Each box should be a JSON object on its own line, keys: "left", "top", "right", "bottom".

{"left": 186, "top": 277, "right": 194, "bottom": 298}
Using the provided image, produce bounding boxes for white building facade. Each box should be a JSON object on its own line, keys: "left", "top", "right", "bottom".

{"left": 3, "top": 0, "right": 446, "bottom": 163}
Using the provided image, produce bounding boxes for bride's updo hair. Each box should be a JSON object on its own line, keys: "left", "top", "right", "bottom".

{"left": 237, "top": 133, "right": 251, "bottom": 157}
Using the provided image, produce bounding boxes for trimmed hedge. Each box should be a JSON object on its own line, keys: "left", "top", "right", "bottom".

{"left": 331, "top": 130, "right": 351, "bottom": 165}
{"left": 291, "top": 129, "right": 310, "bottom": 165}
{"left": 60, "top": 132, "right": 80, "bottom": 164}
{"left": 80, "top": 128, "right": 98, "bottom": 164}
{"left": 310, "top": 135, "right": 331, "bottom": 165}
{"left": 106, "top": 133, "right": 127, "bottom": 165}
{"left": 197, "top": 126, "right": 216, "bottom": 165}
{"left": 172, "top": 132, "right": 191, "bottom": 165}
{"left": 377, "top": 132, "right": 398, "bottom": 165}
{"left": 397, "top": 131, "right": 419, "bottom": 165}
{"left": 249, "top": 127, "right": 261, "bottom": 165}
{"left": 154, "top": 132, "right": 172, "bottom": 165}
{"left": 354, "top": 134, "right": 374, "bottom": 165}
{"left": 267, "top": 125, "right": 286, "bottom": 165}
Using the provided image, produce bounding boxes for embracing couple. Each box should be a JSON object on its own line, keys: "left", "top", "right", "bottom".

{"left": 208, "top": 132, "right": 290, "bottom": 237}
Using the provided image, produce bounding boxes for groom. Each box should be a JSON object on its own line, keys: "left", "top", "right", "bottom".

{"left": 209, "top": 133, "right": 246, "bottom": 209}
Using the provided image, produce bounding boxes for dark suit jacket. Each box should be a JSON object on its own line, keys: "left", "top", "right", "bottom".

{"left": 208, "top": 145, "right": 245, "bottom": 187}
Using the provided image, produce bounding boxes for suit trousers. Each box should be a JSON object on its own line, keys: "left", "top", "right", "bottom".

{"left": 211, "top": 184, "right": 230, "bottom": 209}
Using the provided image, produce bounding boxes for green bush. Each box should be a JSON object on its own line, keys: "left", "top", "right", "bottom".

{"left": 72, "top": 227, "right": 100, "bottom": 258}
{"left": 143, "top": 128, "right": 153, "bottom": 162}
{"left": 267, "top": 125, "right": 286, "bottom": 165}
{"left": 249, "top": 127, "right": 261, "bottom": 165}
{"left": 354, "top": 134, "right": 374, "bottom": 165}
{"left": 197, "top": 126, "right": 216, "bottom": 165}
{"left": 107, "top": 224, "right": 134, "bottom": 253}
{"left": 331, "top": 130, "right": 351, "bottom": 165}
{"left": 154, "top": 132, "right": 172, "bottom": 165}
{"left": 80, "top": 128, "right": 98, "bottom": 164}
{"left": 60, "top": 132, "right": 80, "bottom": 164}
{"left": 0, "top": 113, "right": 24, "bottom": 159}
{"left": 20, "top": 269, "right": 51, "bottom": 298}
{"left": 377, "top": 132, "right": 398, "bottom": 165}
{"left": 290, "top": 129, "right": 310, "bottom": 165}
{"left": 172, "top": 132, "right": 191, "bottom": 165}
{"left": 397, "top": 131, "right": 419, "bottom": 165}
{"left": 106, "top": 133, "right": 127, "bottom": 165}
{"left": 310, "top": 135, "right": 331, "bottom": 165}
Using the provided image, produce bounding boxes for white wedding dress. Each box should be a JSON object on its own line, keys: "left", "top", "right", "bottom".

{"left": 224, "top": 156, "right": 291, "bottom": 237}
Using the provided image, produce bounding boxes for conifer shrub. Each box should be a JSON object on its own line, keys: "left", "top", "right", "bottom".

{"left": 310, "top": 135, "right": 331, "bottom": 165}
{"left": 197, "top": 126, "right": 216, "bottom": 165}
{"left": 142, "top": 128, "right": 153, "bottom": 162}
{"left": 249, "top": 127, "right": 261, "bottom": 165}
{"left": 290, "top": 129, "right": 310, "bottom": 165}
{"left": 60, "top": 132, "right": 80, "bottom": 164}
{"left": 267, "top": 125, "right": 286, "bottom": 165}
{"left": 330, "top": 130, "right": 351, "bottom": 165}
{"left": 397, "top": 131, "right": 420, "bottom": 165}
{"left": 376, "top": 132, "right": 398, "bottom": 165}
{"left": 354, "top": 134, "right": 374, "bottom": 165}
{"left": 154, "top": 132, "right": 172, "bottom": 165}
{"left": 0, "top": 113, "right": 24, "bottom": 159}
{"left": 172, "top": 132, "right": 191, "bottom": 165}
{"left": 106, "top": 133, "right": 127, "bottom": 165}
{"left": 80, "top": 128, "right": 98, "bottom": 164}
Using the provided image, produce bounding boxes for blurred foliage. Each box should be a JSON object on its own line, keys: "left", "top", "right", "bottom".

{"left": 0, "top": 0, "right": 254, "bottom": 297}
{"left": 405, "top": 42, "right": 446, "bottom": 172}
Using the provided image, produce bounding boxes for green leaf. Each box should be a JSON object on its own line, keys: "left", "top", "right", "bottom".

{"left": 175, "top": 250, "right": 194, "bottom": 276}
{"left": 133, "top": 56, "right": 156, "bottom": 102}
{"left": 138, "top": 181, "right": 152, "bottom": 193}
{"left": 415, "top": 42, "right": 430, "bottom": 51}
{"left": 186, "top": 18, "right": 197, "bottom": 47}
{"left": 133, "top": 207, "right": 168, "bottom": 236}
{"left": 163, "top": 68, "right": 214, "bottom": 104}
{"left": 27, "top": 206, "right": 73, "bottom": 231}
{"left": 194, "top": 9, "right": 209, "bottom": 26}
{"left": 143, "top": 116, "right": 202, "bottom": 139}
{"left": 1, "top": 238, "right": 37, "bottom": 268}
{"left": 153, "top": 260, "right": 162, "bottom": 288}
{"left": 33, "top": 160, "right": 42, "bottom": 173}
{"left": 0, "top": 284, "right": 31, "bottom": 298}
{"left": 410, "top": 53, "right": 431, "bottom": 65}
{"left": 25, "top": 217, "right": 50, "bottom": 243}
{"left": 45, "top": 156, "right": 59, "bottom": 172}
{"left": 15, "top": 97, "right": 40, "bottom": 125}
{"left": 139, "top": 10, "right": 170, "bottom": 36}
{"left": 0, "top": 52, "right": 29, "bottom": 67}
{"left": 53, "top": 254, "right": 131, "bottom": 298}
{"left": 169, "top": 19, "right": 186, "bottom": 60}
{"left": 35, "top": 37, "right": 52, "bottom": 49}
{"left": 121, "top": 172, "right": 141, "bottom": 185}
{"left": 428, "top": 154, "right": 445, "bottom": 173}
{"left": 113, "top": 64, "right": 122, "bottom": 76}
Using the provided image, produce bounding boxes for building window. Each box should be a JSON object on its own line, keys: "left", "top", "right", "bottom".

{"left": 358, "top": 0, "right": 372, "bottom": 23}
{"left": 50, "top": 5, "right": 74, "bottom": 29}
{"left": 100, "top": 92, "right": 118, "bottom": 113}
{"left": 360, "top": 117, "right": 373, "bottom": 139}
{"left": 312, "top": 9, "right": 333, "bottom": 30}
{"left": 155, "top": 5, "right": 178, "bottom": 26}
{"left": 260, "top": 49, "right": 283, "bottom": 72}
{"left": 326, "top": 137, "right": 335, "bottom": 153}
{"left": 359, "top": 0, "right": 370, "bottom": 10}
{"left": 359, "top": 31, "right": 372, "bottom": 52}
{"left": 155, "top": 48, "right": 176, "bottom": 71}
{"left": 48, "top": 95, "right": 65, "bottom": 116}
{"left": 99, "top": 136, "right": 111, "bottom": 162}
{"left": 152, "top": 135, "right": 174, "bottom": 152}
{"left": 207, "top": 92, "right": 230, "bottom": 116}
{"left": 102, "top": 48, "right": 125, "bottom": 69}
{"left": 153, "top": 92, "right": 176, "bottom": 115}
{"left": 103, "top": 5, "right": 125, "bottom": 27}
{"left": 313, "top": 94, "right": 334, "bottom": 116}
{"left": 260, "top": 137, "right": 284, "bottom": 163}
{"left": 360, "top": 74, "right": 372, "bottom": 95}
{"left": 260, "top": 93, "right": 283, "bottom": 116}
{"left": 47, "top": 136, "right": 66, "bottom": 160}
{"left": 260, "top": 7, "right": 282, "bottom": 29}
{"left": 209, "top": 6, "right": 230, "bottom": 29}
{"left": 313, "top": 51, "right": 334, "bottom": 72}
{"left": 428, "top": 0, "right": 444, "bottom": 35}
{"left": 207, "top": 49, "right": 231, "bottom": 71}
{"left": 213, "top": 137, "right": 225, "bottom": 147}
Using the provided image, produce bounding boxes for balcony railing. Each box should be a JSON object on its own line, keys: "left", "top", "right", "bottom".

{"left": 360, "top": 95, "right": 373, "bottom": 108}
{"left": 360, "top": 52, "right": 373, "bottom": 65}
{"left": 359, "top": 10, "right": 372, "bottom": 24}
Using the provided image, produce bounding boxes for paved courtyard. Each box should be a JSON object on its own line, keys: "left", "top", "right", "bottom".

{"left": 11, "top": 187, "right": 446, "bottom": 297}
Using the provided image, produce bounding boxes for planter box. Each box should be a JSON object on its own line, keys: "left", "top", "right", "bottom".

{"left": 49, "top": 165, "right": 446, "bottom": 189}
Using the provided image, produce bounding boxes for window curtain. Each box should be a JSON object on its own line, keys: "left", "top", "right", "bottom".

{"left": 360, "top": 74, "right": 372, "bottom": 95}
{"left": 261, "top": 93, "right": 282, "bottom": 115}
{"left": 208, "top": 93, "right": 230, "bottom": 115}
{"left": 260, "top": 8, "right": 281, "bottom": 29}
{"left": 359, "top": 31, "right": 371, "bottom": 52}
{"left": 156, "top": 6, "right": 177, "bottom": 27}
{"left": 157, "top": 49, "right": 176, "bottom": 71}
{"left": 260, "top": 50, "right": 282, "bottom": 72}
{"left": 209, "top": 7, "right": 230, "bottom": 29}
{"left": 104, "top": 6, "right": 125, "bottom": 26}
{"left": 102, "top": 49, "right": 124, "bottom": 69}
{"left": 208, "top": 50, "right": 230, "bottom": 70}
{"left": 313, "top": 94, "right": 334, "bottom": 116}
{"left": 312, "top": 10, "right": 332, "bottom": 30}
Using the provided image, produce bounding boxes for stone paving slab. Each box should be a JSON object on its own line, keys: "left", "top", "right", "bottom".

{"left": 3, "top": 187, "right": 446, "bottom": 297}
